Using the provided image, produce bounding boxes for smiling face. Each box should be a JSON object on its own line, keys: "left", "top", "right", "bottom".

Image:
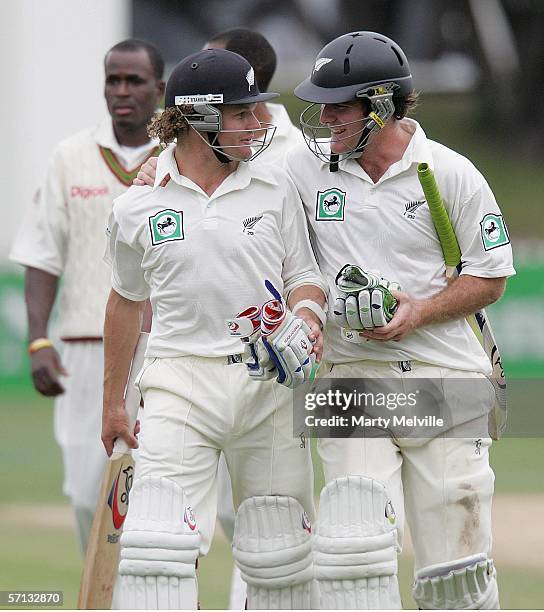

{"left": 104, "top": 49, "right": 164, "bottom": 134}
{"left": 319, "top": 100, "right": 367, "bottom": 154}
{"left": 217, "top": 104, "right": 261, "bottom": 159}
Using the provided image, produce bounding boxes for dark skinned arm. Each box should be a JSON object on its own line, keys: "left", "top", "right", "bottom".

{"left": 25, "top": 266, "right": 67, "bottom": 396}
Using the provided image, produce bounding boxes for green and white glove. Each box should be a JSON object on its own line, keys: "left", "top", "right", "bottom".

{"left": 333, "top": 264, "right": 400, "bottom": 330}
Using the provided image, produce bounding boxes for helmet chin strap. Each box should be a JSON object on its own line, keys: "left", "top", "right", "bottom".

{"left": 206, "top": 132, "right": 230, "bottom": 164}
{"left": 328, "top": 98, "right": 394, "bottom": 173}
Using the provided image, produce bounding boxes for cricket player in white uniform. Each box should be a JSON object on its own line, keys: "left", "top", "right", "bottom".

{"left": 206, "top": 28, "right": 303, "bottom": 608}
{"left": 9, "top": 39, "right": 165, "bottom": 553}
{"left": 103, "top": 48, "right": 327, "bottom": 610}
{"left": 284, "top": 32, "right": 515, "bottom": 609}
{"left": 134, "top": 28, "right": 303, "bottom": 609}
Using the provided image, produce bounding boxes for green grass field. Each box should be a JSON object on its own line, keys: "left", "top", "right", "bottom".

{"left": 1, "top": 392, "right": 543, "bottom": 609}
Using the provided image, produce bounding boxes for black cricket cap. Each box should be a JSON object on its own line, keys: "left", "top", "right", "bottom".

{"left": 165, "top": 49, "right": 279, "bottom": 108}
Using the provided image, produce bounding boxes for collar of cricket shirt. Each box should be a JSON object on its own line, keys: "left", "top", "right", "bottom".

{"left": 154, "top": 144, "right": 280, "bottom": 194}
{"left": 332, "top": 118, "right": 436, "bottom": 184}
{"left": 94, "top": 118, "right": 161, "bottom": 186}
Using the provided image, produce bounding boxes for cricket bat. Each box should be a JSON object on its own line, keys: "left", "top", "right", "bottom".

{"left": 77, "top": 332, "right": 149, "bottom": 609}
{"left": 417, "top": 163, "right": 507, "bottom": 439}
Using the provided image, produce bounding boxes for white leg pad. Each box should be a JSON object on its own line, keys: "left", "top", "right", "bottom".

{"left": 228, "top": 564, "right": 248, "bottom": 610}
{"left": 117, "top": 476, "right": 200, "bottom": 610}
{"left": 413, "top": 554, "right": 499, "bottom": 609}
{"left": 232, "top": 496, "right": 316, "bottom": 610}
{"left": 315, "top": 476, "right": 401, "bottom": 610}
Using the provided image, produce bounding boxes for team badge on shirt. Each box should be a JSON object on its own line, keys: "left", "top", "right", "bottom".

{"left": 316, "top": 188, "right": 346, "bottom": 221}
{"left": 149, "top": 209, "right": 184, "bottom": 245}
{"left": 403, "top": 199, "right": 426, "bottom": 219}
{"left": 243, "top": 214, "right": 263, "bottom": 235}
{"left": 480, "top": 213, "right": 510, "bottom": 251}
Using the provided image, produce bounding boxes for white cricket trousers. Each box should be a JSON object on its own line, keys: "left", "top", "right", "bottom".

{"left": 54, "top": 341, "right": 106, "bottom": 553}
{"left": 318, "top": 360, "right": 495, "bottom": 571}
{"left": 135, "top": 354, "right": 315, "bottom": 555}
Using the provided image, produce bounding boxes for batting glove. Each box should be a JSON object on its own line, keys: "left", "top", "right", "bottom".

{"left": 226, "top": 306, "right": 277, "bottom": 381}
{"left": 333, "top": 264, "right": 400, "bottom": 330}
{"left": 260, "top": 281, "right": 315, "bottom": 389}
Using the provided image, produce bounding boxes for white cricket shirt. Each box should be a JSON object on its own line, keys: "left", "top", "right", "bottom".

{"left": 108, "top": 146, "right": 326, "bottom": 358}
{"left": 285, "top": 119, "right": 515, "bottom": 373}
{"left": 9, "top": 119, "right": 160, "bottom": 339}
{"left": 256, "top": 103, "right": 302, "bottom": 166}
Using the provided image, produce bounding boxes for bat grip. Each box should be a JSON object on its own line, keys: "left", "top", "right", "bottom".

{"left": 112, "top": 332, "right": 149, "bottom": 455}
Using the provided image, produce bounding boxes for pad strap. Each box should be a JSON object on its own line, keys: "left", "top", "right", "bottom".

{"left": 413, "top": 554, "right": 499, "bottom": 610}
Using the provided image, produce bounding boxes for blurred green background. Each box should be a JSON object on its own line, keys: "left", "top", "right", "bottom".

{"left": 1, "top": 94, "right": 543, "bottom": 609}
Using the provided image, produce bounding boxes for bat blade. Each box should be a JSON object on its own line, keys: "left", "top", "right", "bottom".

{"left": 417, "top": 163, "right": 507, "bottom": 439}
{"left": 77, "top": 332, "right": 148, "bottom": 609}
{"left": 77, "top": 452, "right": 135, "bottom": 609}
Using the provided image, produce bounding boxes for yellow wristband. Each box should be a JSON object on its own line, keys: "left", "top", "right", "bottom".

{"left": 28, "top": 338, "right": 54, "bottom": 355}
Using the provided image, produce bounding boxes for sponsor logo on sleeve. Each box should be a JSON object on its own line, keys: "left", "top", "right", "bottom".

{"left": 149, "top": 209, "right": 184, "bottom": 245}
{"left": 316, "top": 188, "right": 346, "bottom": 221}
{"left": 480, "top": 213, "right": 510, "bottom": 250}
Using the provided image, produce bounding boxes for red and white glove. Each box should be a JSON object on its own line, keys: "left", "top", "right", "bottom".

{"left": 260, "top": 283, "right": 315, "bottom": 389}
{"left": 226, "top": 306, "right": 277, "bottom": 381}
{"left": 226, "top": 281, "right": 315, "bottom": 388}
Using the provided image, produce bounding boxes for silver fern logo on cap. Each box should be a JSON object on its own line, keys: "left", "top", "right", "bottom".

{"left": 246, "top": 67, "right": 255, "bottom": 90}
{"left": 313, "top": 58, "right": 333, "bottom": 72}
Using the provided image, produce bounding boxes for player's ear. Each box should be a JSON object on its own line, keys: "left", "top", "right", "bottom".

{"left": 156, "top": 79, "right": 166, "bottom": 100}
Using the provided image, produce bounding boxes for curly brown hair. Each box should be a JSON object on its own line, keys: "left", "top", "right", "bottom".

{"left": 392, "top": 91, "right": 419, "bottom": 119}
{"left": 147, "top": 106, "right": 191, "bottom": 145}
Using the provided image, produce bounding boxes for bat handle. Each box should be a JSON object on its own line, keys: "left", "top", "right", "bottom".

{"left": 112, "top": 332, "right": 149, "bottom": 455}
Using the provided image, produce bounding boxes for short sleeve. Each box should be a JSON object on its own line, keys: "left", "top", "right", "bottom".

{"left": 9, "top": 147, "right": 68, "bottom": 274}
{"left": 107, "top": 214, "right": 150, "bottom": 301}
{"left": 453, "top": 181, "right": 515, "bottom": 279}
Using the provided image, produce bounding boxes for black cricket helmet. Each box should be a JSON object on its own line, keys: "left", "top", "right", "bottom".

{"left": 166, "top": 49, "right": 279, "bottom": 162}
{"left": 295, "top": 32, "right": 413, "bottom": 167}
